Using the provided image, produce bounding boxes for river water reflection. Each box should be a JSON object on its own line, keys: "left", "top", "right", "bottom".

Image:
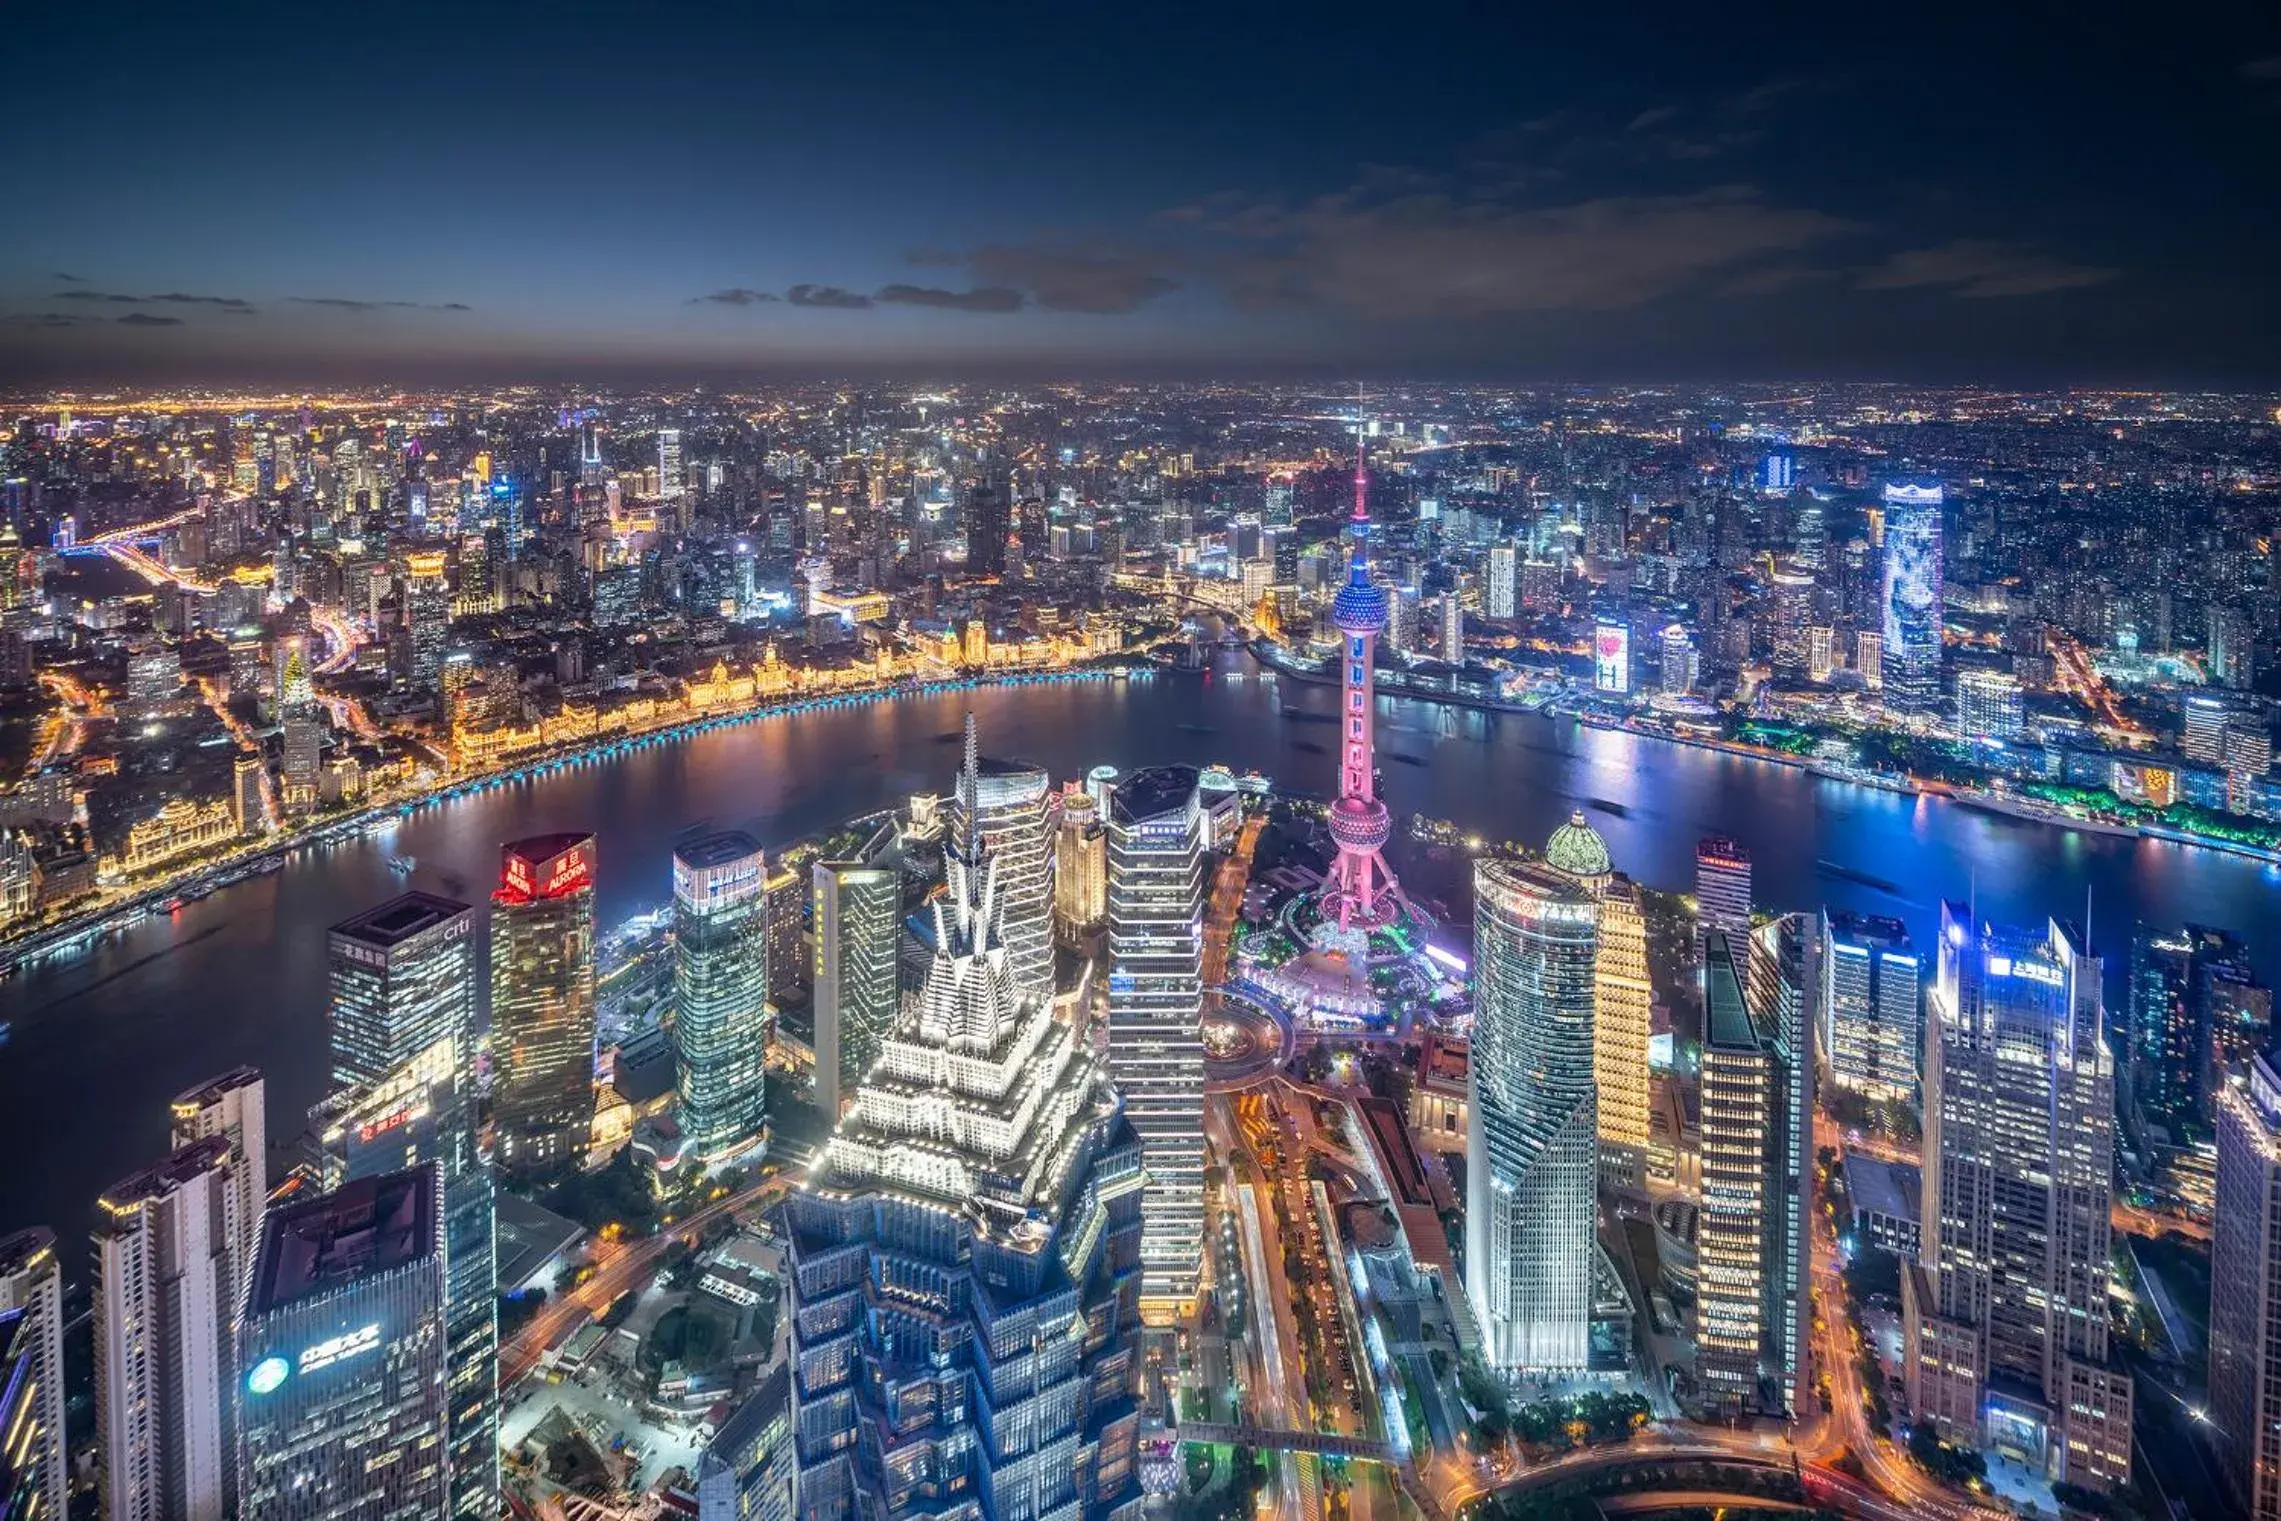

{"left": 6, "top": 657, "right": 2276, "bottom": 1267}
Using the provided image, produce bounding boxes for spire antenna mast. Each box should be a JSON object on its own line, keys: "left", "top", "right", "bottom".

{"left": 1353, "top": 383, "right": 1369, "bottom": 524}
{"left": 961, "top": 711, "right": 981, "bottom": 868}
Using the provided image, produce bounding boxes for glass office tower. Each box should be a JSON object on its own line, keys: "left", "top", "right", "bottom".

{"left": 490, "top": 833, "right": 598, "bottom": 1174}
{"left": 672, "top": 830, "right": 770, "bottom": 1161}
{"left": 1466, "top": 858, "right": 1598, "bottom": 1374}
{"left": 1105, "top": 764, "right": 1205, "bottom": 1313}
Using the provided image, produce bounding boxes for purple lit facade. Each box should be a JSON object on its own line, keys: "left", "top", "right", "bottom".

{"left": 1320, "top": 426, "right": 1404, "bottom": 933}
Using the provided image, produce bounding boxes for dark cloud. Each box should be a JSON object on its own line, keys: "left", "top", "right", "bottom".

{"left": 116, "top": 312, "right": 184, "bottom": 327}
{"left": 964, "top": 244, "right": 1180, "bottom": 313}
{"left": 875, "top": 283, "right": 1025, "bottom": 313}
{"left": 1626, "top": 106, "right": 1678, "bottom": 132}
{"left": 5, "top": 312, "right": 90, "bottom": 327}
{"left": 150, "top": 291, "right": 256, "bottom": 311}
{"left": 55, "top": 288, "right": 255, "bottom": 312}
{"left": 694, "top": 281, "right": 1027, "bottom": 315}
{"left": 286, "top": 296, "right": 473, "bottom": 313}
{"left": 52, "top": 272, "right": 84, "bottom": 284}
{"left": 1858, "top": 240, "right": 2118, "bottom": 298}
{"left": 1198, "top": 183, "right": 1855, "bottom": 317}
{"left": 786, "top": 284, "right": 874, "bottom": 309}
{"left": 2242, "top": 54, "right": 2281, "bottom": 81}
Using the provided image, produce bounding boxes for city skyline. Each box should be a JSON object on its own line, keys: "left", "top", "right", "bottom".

{"left": 4, "top": 362, "right": 2281, "bottom": 1518}
{"left": 6, "top": 4, "right": 2281, "bottom": 384}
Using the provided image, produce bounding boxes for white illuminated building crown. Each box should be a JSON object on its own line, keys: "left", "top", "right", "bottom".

{"left": 816, "top": 715, "right": 1117, "bottom": 1249}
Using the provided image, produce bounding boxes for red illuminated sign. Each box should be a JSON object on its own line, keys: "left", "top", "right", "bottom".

{"left": 496, "top": 838, "right": 595, "bottom": 904}
{"left": 356, "top": 1107, "right": 414, "bottom": 1144}
{"left": 539, "top": 848, "right": 592, "bottom": 899}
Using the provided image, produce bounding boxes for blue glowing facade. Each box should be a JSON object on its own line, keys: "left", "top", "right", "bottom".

{"left": 1879, "top": 482, "right": 1945, "bottom": 715}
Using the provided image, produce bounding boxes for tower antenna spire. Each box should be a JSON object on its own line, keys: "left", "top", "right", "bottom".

{"left": 961, "top": 710, "right": 982, "bottom": 869}
{"left": 1353, "top": 383, "right": 1370, "bottom": 525}
{"left": 1316, "top": 380, "right": 1406, "bottom": 939}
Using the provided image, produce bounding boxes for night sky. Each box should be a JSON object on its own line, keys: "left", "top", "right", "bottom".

{"left": 5, "top": 0, "right": 2280, "bottom": 385}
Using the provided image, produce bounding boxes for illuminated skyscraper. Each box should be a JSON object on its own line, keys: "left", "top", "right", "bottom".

{"left": 1698, "top": 932, "right": 1774, "bottom": 1411}
{"left": 1694, "top": 835, "right": 1751, "bottom": 955}
{"left": 168, "top": 1067, "right": 267, "bottom": 1324}
{"left": 1466, "top": 858, "right": 1598, "bottom": 1373}
{"left": 2213, "top": 1052, "right": 2281, "bottom": 1521}
{"left": 274, "top": 636, "right": 312, "bottom": 711}
{"left": 2211, "top": 604, "right": 2256, "bottom": 689}
{"left": 1904, "top": 904, "right": 2132, "bottom": 1490}
{"left": 1879, "top": 482, "right": 1945, "bottom": 715}
{"left": 314, "top": 1034, "right": 496, "bottom": 1517}
{"left": 1955, "top": 668, "right": 2023, "bottom": 742}
{"left": 810, "top": 857, "right": 901, "bottom": 1119}
{"left": 1766, "top": 561, "right": 1816, "bottom": 677}
{"left": 1659, "top": 624, "right": 1696, "bottom": 696}
{"left": 673, "top": 831, "right": 771, "bottom": 1160}
{"left": 402, "top": 549, "right": 451, "bottom": 686}
{"left": 2183, "top": 693, "right": 2234, "bottom": 764}
{"left": 2130, "top": 922, "right": 2268, "bottom": 1137}
{"left": 1052, "top": 788, "right": 1107, "bottom": 941}
{"left": 1388, "top": 583, "right": 1421, "bottom": 655}
{"left": 1520, "top": 557, "right": 1559, "bottom": 613}
{"left": 1750, "top": 916, "right": 1815, "bottom": 1418}
{"left": 1486, "top": 543, "right": 1518, "bottom": 619}
{"left": 945, "top": 720, "right": 1054, "bottom": 1011}
{"left": 1106, "top": 764, "right": 1206, "bottom": 1312}
{"left": 1697, "top": 917, "right": 1817, "bottom": 1419}
{"left": 1819, "top": 912, "right": 1920, "bottom": 1106}
{"left": 490, "top": 833, "right": 599, "bottom": 1174}
{"left": 658, "top": 427, "right": 684, "bottom": 500}
{"left": 0, "top": 1228, "right": 66, "bottom": 1519}
{"left": 1321, "top": 420, "right": 1406, "bottom": 937}
{"left": 279, "top": 710, "right": 324, "bottom": 814}
{"left": 327, "top": 891, "right": 475, "bottom": 1091}
{"left": 233, "top": 754, "right": 267, "bottom": 836}
{"left": 94, "top": 1137, "right": 240, "bottom": 1521}
{"left": 236, "top": 1168, "right": 449, "bottom": 1519}
{"left": 764, "top": 863, "right": 809, "bottom": 1001}
{"left": 1545, "top": 812, "right": 1651, "bottom": 1189}
{"left": 786, "top": 756, "right": 1145, "bottom": 1521}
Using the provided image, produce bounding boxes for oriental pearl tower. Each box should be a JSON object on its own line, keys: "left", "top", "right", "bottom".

{"left": 1318, "top": 409, "right": 1407, "bottom": 941}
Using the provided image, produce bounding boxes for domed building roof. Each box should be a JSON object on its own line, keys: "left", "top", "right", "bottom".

{"left": 1545, "top": 810, "right": 1612, "bottom": 883}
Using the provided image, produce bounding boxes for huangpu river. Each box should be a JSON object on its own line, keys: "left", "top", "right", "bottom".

{"left": 7, "top": 655, "right": 2279, "bottom": 1272}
